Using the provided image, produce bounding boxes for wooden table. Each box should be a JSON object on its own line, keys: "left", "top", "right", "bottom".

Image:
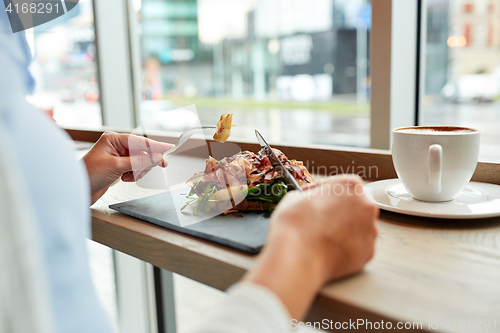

{"left": 90, "top": 154, "right": 500, "bottom": 333}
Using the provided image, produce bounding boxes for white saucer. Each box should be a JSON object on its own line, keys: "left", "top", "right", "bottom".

{"left": 364, "top": 179, "right": 500, "bottom": 219}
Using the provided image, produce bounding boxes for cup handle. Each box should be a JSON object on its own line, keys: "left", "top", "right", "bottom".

{"left": 428, "top": 144, "right": 442, "bottom": 194}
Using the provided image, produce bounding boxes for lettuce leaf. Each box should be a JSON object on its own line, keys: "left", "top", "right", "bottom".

{"left": 182, "top": 179, "right": 288, "bottom": 214}
{"left": 246, "top": 180, "right": 288, "bottom": 204}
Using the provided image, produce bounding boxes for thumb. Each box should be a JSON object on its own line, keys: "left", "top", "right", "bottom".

{"left": 118, "top": 153, "right": 163, "bottom": 173}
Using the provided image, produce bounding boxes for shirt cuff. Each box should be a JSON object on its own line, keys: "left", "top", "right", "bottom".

{"left": 226, "top": 281, "right": 292, "bottom": 332}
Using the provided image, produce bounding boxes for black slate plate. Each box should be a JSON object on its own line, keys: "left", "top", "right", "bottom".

{"left": 109, "top": 186, "right": 271, "bottom": 254}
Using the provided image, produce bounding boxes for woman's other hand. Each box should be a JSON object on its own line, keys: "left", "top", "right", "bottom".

{"left": 82, "top": 131, "right": 174, "bottom": 204}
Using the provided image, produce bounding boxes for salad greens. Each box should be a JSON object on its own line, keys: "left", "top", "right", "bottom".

{"left": 181, "top": 181, "right": 219, "bottom": 214}
{"left": 181, "top": 179, "right": 288, "bottom": 214}
{"left": 245, "top": 181, "right": 288, "bottom": 204}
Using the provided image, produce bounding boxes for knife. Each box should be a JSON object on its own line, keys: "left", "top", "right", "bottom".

{"left": 255, "top": 130, "right": 302, "bottom": 191}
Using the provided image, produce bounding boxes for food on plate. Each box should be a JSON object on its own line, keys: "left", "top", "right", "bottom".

{"left": 181, "top": 149, "right": 314, "bottom": 215}
{"left": 213, "top": 113, "right": 235, "bottom": 143}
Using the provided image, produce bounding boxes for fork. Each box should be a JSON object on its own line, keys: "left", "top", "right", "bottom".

{"left": 162, "top": 126, "right": 216, "bottom": 157}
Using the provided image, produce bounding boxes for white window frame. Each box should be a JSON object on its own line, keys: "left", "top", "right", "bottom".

{"left": 370, "top": 0, "right": 421, "bottom": 149}
{"left": 93, "top": 0, "right": 138, "bottom": 128}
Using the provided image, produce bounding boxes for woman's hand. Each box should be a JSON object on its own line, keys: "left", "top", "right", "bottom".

{"left": 82, "top": 132, "right": 174, "bottom": 204}
{"left": 243, "top": 175, "right": 378, "bottom": 320}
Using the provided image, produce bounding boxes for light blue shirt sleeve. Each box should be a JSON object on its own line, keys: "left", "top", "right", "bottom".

{"left": 0, "top": 6, "right": 113, "bottom": 333}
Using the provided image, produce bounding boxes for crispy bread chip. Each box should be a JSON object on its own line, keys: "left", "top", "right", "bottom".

{"left": 213, "top": 114, "right": 235, "bottom": 143}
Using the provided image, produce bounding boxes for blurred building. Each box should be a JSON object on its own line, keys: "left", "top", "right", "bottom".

{"left": 141, "top": 0, "right": 199, "bottom": 61}
{"left": 140, "top": 0, "right": 214, "bottom": 98}
{"left": 448, "top": 0, "right": 500, "bottom": 79}
{"left": 139, "top": 0, "right": 371, "bottom": 101}
{"left": 214, "top": 0, "right": 371, "bottom": 100}
{"left": 31, "top": 2, "right": 100, "bottom": 109}
{"left": 425, "top": 0, "right": 500, "bottom": 96}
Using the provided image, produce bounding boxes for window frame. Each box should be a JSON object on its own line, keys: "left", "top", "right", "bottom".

{"left": 370, "top": 0, "right": 421, "bottom": 149}
{"left": 93, "top": 0, "right": 137, "bottom": 128}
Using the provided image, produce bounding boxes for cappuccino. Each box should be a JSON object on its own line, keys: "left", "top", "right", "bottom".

{"left": 392, "top": 125, "right": 480, "bottom": 201}
{"left": 395, "top": 126, "right": 477, "bottom": 135}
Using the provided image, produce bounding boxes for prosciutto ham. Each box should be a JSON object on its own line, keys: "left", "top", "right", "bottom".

{"left": 183, "top": 149, "right": 314, "bottom": 214}
{"left": 197, "top": 149, "right": 314, "bottom": 190}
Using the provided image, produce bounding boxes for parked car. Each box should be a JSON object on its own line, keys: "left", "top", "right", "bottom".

{"left": 441, "top": 74, "right": 499, "bottom": 103}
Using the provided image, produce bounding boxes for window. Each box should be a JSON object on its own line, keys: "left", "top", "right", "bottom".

{"left": 28, "top": 0, "right": 102, "bottom": 128}
{"left": 421, "top": 0, "right": 500, "bottom": 162}
{"left": 135, "top": 0, "right": 372, "bottom": 148}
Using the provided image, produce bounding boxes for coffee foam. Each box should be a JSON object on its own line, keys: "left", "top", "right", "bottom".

{"left": 396, "top": 127, "right": 475, "bottom": 135}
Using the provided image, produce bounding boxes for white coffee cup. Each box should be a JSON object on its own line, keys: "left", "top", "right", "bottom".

{"left": 392, "top": 126, "right": 480, "bottom": 202}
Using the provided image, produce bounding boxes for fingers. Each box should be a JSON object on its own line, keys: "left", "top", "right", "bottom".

{"left": 120, "top": 155, "right": 168, "bottom": 182}
{"left": 116, "top": 133, "right": 175, "bottom": 153}
{"left": 121, "top": 172, "right": 134, "bottom": 182}
{"left": 136, "top": 166, "right": 154, "bottom": 181}
{"left": 118, "top": 152, "right": 165, "bottom": 173}
{"left": 99, "top": 132, "right": 174, "bottom": 155}
{"left": 122, "top": 167, "right": 154, "bottom": 182}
